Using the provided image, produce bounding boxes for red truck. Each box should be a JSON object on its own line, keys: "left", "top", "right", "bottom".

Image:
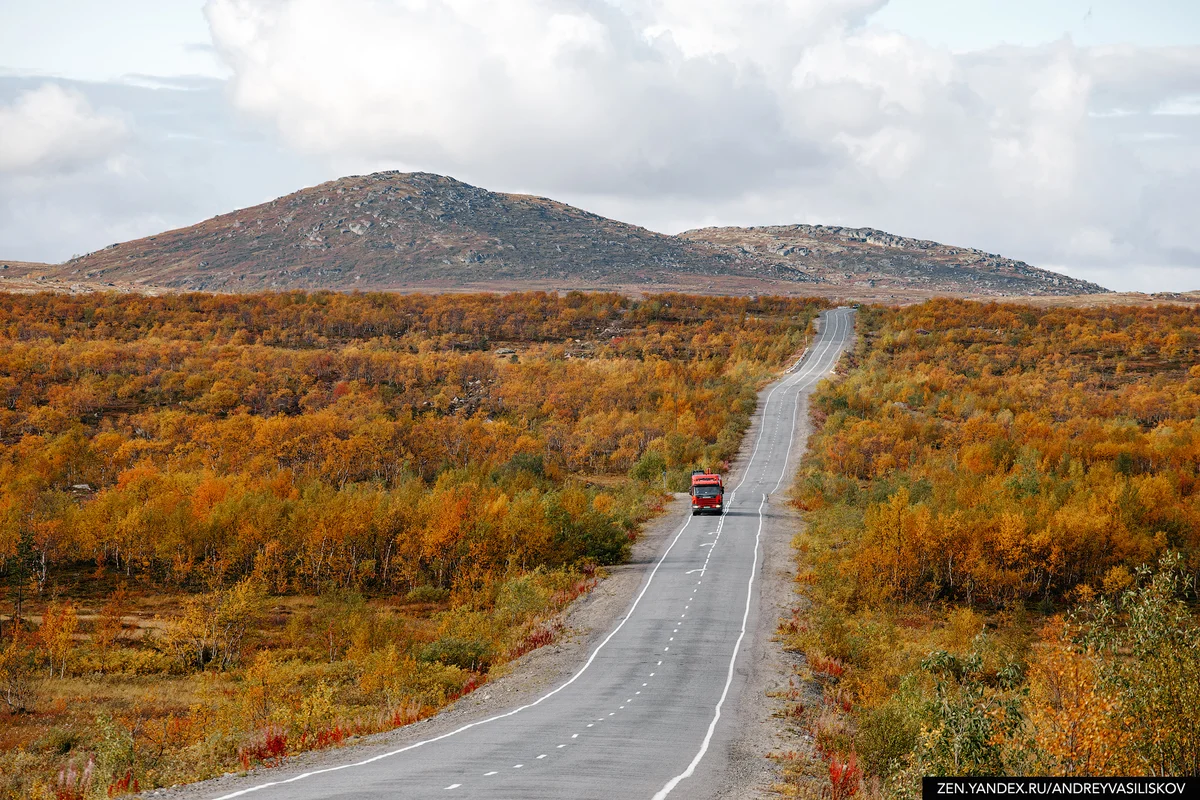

{"left": 690, "top": 470, "right": 725, "bottom": 515}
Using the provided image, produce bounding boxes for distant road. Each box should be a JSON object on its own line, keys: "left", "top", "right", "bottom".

{"left": 209, "top": 307, "right": 856, "bottom": 800}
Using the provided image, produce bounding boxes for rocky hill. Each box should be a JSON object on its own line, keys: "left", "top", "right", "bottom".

{"left": 37, "top": 172, "right": 1107, "bottom": 297}
{"left": 680, "top": 225, "right": 1107, "bottom": 296}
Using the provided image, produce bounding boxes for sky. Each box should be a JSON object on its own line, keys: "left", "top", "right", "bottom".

{"left": 1, "top": 0, "right": 1198, "bottom": 292}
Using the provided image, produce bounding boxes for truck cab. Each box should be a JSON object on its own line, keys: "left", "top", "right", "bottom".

{"left": 690, "top": 470, "right": 725, "bottom": 516}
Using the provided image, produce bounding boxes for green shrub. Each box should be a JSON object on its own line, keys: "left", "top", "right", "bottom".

{"left": 405, "top": 585, "right": 450, "bottom": 604}
{"left": 418, "top": 637, "right": 493, "bottom": 672}
{"left": 915, "top": 642, "right": 1027, "bottom": 777}
{"left": 35, "top": 726, "right": 83, "bottom": 756}
{"left": 494, "top": 575, "right": 549, "bottom": 625}
{"left": 629, "top": 451, "right": 666, "bottom": 483}
{"left": 855, "top": 692, "right": 921, "bottom": 778}
{"left": 1080, "top": 552, "right": 1200, "bottom": 776}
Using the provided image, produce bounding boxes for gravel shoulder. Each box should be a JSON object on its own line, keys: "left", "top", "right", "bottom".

{"left": 712, "top": 317, "right": 855, "bottom": 800}
{"left": 712, "top": 495, "right": 821, "bottom": 799}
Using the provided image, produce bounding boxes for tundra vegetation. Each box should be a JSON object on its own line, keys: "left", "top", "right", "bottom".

{"left": 777, "top": 300, "right": 1200, "bottom": 798}
{"left": 0, "top": 289, "right": 820, "bottom": 799}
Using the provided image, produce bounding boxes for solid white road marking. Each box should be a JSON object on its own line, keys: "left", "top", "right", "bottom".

{"left": 653, "top": 310, "right": 851, "bottom": 800}
{"left": 772, "top": 309, "right": 847, "bottom": 495}
{"left": 653, "top": 489, "right": 766, "bottom": 798}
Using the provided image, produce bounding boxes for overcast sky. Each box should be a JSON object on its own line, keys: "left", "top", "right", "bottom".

{"left": 1, "top": 0, "right": 1198, "bottom": 291}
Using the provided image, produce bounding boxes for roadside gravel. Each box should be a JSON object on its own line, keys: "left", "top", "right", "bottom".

{"left": 711, "top": 496, "right": 823, "bottom": 800}
{"left": 711, "top": 319, "right": 853, "bottom": 800}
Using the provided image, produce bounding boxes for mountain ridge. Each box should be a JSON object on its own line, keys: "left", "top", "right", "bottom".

{"left": 25, "top": 171, "right": 1108, "bottom": 297}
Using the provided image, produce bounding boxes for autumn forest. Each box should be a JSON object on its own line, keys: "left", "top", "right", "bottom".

{"left": 779, "top": 299, "right": 1200, "bottom": 795}
{"left": 0, "top": 290, "right": 819, "bottom": 798}
{"left": 1, "top": 290, "right": 1198, "bottom": 800}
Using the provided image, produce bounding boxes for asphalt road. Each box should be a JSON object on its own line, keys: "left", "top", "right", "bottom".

{"left": 210, "top": 307, "right": 855, "bottom": 800}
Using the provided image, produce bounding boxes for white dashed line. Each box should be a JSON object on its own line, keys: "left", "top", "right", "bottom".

{"left": 513, "top": 764, "right": 523, "bottom": 769}
{"left": 537, "top": 754, "right": 547, "bottom": 759}
{"left": 484, "top": 771, "right": 497, "bottom": 776}
{"left": 557, "top": 744, "right": 566, "bottom": 748}
{"left": 445, "top": 784, "right": 461, "bottom": 790}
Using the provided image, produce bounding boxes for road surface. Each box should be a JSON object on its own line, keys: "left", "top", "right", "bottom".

{"left": 210, "top": 306, "right": 855, "bottom": 800}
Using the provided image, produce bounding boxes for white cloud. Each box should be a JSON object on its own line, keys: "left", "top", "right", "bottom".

{"left": 0, "top": 75, "right": 329, "bottom": 265}
{"left": 197, "top": 0, "right": 1200, "bottom": 290}
{"left": 0, "top": 84, "right": 127, "bottom": 173}
{"left": 1154, "top": 94, "right": 1200, "bottom": 115}
{"left": 2, "top": 2, "right": 1198, "bottom": 291}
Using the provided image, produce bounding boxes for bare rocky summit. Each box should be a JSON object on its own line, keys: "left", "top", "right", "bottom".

{"left": 35, "top": 172, "right": 1107, "bottom": 297}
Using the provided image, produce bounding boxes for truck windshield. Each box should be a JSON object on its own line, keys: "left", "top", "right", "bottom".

{"left": 693, "top": 486, "right": 721, "bottom": 498}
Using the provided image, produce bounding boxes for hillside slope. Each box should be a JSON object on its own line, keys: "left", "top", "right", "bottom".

{"left": 42, "top": 172, "right": 1107, "bottom": 296}
{"left": 680, "top": 225, "right": 1107, "bottom": 296}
